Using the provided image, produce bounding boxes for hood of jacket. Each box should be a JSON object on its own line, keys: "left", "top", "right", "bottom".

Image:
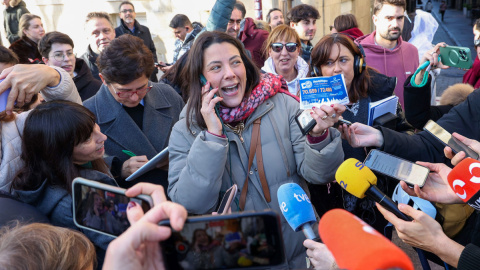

{"left": 262, "top": 56, "right": 309, "bottom": 95}
{"left": 7, "top": 0, "right": 24, "bottom": 8}
{"left": 14, "top": 169, "right": 117, "bottom": 218}
{"left": 340, "top": 27, "right": 364, "bottom": 40}
{"left": 356, "top": 31, "right": 406, "bottom": 54}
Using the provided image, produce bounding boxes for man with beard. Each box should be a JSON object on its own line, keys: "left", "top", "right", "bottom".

{"left": 266, "top": 8, "right": 284, "bottom": 30}
{"left": 357, "top": 0, "right": 418, "bottom": 109}
{"left": 287, "top": 4, "right": 319, "bottom": 63}
{"left": 115, "top": 1, "right": 158, "bottom": 82}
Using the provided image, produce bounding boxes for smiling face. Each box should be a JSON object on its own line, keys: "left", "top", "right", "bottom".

{"left": 202, "top": 42, "right": 247, "bottom": 108}
{"left": 119, "top": 3, "right": 136, "bottom": 26}
{"left": 290, "top": 18, "right": 316, "bottom": 43}
{"left": 373, "top": 4, "right": 404, "bottom": 42}
{"left": 320, "top": 44, "right": 355, "bottom": 90}
{"left": 269, "top": 38, "right": 300, "bottom": 78}
{"left": 227, "top": 8, "right": 243, "bottom": 38}
{"left": 72, "top": 124, "right": 107, "bottom": 165}
{"left": 85, "top": 17, "right": 115, "bottom": 54}
{"left": 24, "top": 18, "right": 45, "bottom": 43}
{"left": 43, "top": 43, "right": 76, "bottom": 77}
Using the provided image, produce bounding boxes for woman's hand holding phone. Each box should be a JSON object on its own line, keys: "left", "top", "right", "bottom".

{"left": 200, "top": 81, "right": 223, "bottom": 136}
{"left": 309, "top": 104, "right": 346, "bottom": 136}
{"left": 444, "top": 132, "right": 480, "bottom": 166}
{"left": 104, "top": 183, "right": 187, "bottom": 270}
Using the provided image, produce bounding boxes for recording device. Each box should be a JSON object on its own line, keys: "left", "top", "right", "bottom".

{"left": 319, "top": 209, "right": 414, "bottom": 270}
{"left": 277, "top": 183, "right": 319, "bottom": 241}
{"left": 439, "top": 46, "right": 473, "bottom": 69}
{"left": 364, "top": 150, "right": 429, "bottom": 187}
{"left": 295, "top": 109, "right": 316, "bottom": 135}
{"left": 447, "top": 158, "right": 480, "bottom": 210}
{"left": 335, "top": 158, "right": 413, "bottom": 221}
{"left": 423, "top": 120, "right": 479, "bottom": 159}
{"left": 72, "top": 178, "right": 153, "bottom": 238}
{"left": 217, "top": 184, "right": 237, "bottom": 214}
{"left": 159, "top": 211, "right": 286, "bottom": 269}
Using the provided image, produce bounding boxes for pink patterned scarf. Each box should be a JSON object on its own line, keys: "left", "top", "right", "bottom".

{"left": 217, "top": 73, "right": 296, "bottom": 123}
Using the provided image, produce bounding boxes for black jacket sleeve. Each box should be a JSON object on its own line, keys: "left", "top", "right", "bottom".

{"left": 379, "top": 88, "right": 480, "bottom": 163}
{"left": 403, "top": 74, "right": 453, "bottom": 129}
{"left": 458, "top": 244, "right": 480, "bottom": 270}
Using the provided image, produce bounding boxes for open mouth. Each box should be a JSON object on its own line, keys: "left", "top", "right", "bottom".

{"left": 221, "top": 83, "right": 239, "bottom": 96}
{"left": 96, "top": 145, "right": 104, "bottom": 152}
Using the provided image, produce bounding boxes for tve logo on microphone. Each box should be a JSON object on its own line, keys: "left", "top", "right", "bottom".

{"left": 448, "top": 158, "right": 480, "bottom": 210}
{"left": 277, "top": 183, "right": 316, "bottom": 232}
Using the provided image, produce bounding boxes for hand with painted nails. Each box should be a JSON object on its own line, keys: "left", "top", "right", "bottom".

{"left": 103, "top": 184, "right": 188, "bottom": 270}
{"left": 309, "top": 104, "right": 346, "bottom": 136}
{"left": 200, "top": 81, "right": 224, "bottom": 136}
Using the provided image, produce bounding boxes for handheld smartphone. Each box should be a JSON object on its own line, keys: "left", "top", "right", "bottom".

{"left": 159, "top": 211, "right": 286, "bottom": 270}
{"left": 217, "top": 184, "right": 238, "bottom": 214}
{"left": 423, "top": 120, "right": 479, "bottom": 159}
{"left": 295, "top": 109, "right": 316, "bottom": 135}
{"left": 364, "top": 150, "right": 430, "bottom": 187}
{"left": 72, "top": 177, "right": 153, "bottom": 238}
{"left": 439, "top": 46, "right": 473, "bottom": 69}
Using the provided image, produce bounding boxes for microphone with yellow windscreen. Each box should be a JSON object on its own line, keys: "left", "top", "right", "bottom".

{"left": 335, "top": 158, "right": 412, "bottom": 221}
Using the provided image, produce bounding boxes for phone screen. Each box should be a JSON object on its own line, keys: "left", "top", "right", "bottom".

{"left": 364, "top": 150, "right": 430, "bottom": 187}
{"left": 160, "top": 212, "right": 285, "bottom": 270}
{"left": 73, "top": 181, "right": 152, "bottom": 237}
{"left": 423, "top": 120, "right": 479, "bottom": 159}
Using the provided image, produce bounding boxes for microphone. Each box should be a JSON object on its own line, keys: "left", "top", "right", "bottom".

{"left": 319, "top": 209, "right": 414, "bottom": 270}
{"left": 277, "top": 183, "right": 318, "bottom": 240}
{"left": 335, "top": 158, "right": 412, "bottom": 221}
{"left": 447, "top": 157, "right": 480, "bottom": 210}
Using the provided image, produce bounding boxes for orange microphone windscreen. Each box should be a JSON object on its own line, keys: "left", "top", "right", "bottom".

{"left": 319, "top": 209, "right": 413, "bottom": 270}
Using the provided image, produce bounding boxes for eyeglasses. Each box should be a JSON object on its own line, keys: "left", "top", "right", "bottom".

{"left": 271, "top": 42, "right": 299, "bottom": 53}
{"left": 52, "top": 51, "right": 75, "bottom": 62}
{"left": 120, "top": 9, "right": 134, "bottom": 13}
{"left": 110, "top": 82, "right": 152, "bottom": 99}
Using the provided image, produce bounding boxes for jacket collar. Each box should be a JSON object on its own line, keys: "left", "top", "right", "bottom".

{"left": 120, "top": 19, "right": 141, "bottom": 34}
{"left": 94, "top": 83, "right": 172, "bottom": 124}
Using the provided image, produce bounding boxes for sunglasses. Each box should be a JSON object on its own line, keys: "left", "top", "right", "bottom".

{"left": 271, "top": 42, "right": 299, "bottom": 53}
{"left": 475, "top": 39, "right": 480, "bottom": 47}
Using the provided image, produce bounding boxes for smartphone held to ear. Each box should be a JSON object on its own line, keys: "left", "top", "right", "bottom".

{"left": 72, "top": 178, "right": 153, "bottom": 238}
{"left": 159, "top": 211, "right": 286, "bottom": 270}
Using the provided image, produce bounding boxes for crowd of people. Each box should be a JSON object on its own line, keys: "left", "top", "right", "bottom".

{"left": 0, "top": 0, "right": 480, "bottom": 269}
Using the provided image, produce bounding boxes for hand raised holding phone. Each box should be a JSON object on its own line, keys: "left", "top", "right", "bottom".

{"left": 200, "top": 79, "right": 223, "bottom": 136}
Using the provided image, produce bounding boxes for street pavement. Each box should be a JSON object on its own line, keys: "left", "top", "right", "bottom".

{"left": 430, "top": 1, "right": 475, "bottom": 97}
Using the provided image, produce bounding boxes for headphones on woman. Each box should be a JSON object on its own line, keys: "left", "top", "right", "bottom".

{"left": 310, "top": 34, "right": 366, "bottom": 78}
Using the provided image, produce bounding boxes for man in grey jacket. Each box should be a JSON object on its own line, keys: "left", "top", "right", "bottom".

{"left": 83, "top": 35, "right": 184, "bottom": 194}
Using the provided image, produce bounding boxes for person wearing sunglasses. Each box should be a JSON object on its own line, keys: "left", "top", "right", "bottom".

{"left": 83, "top": 35, "right": 184, "bottom": 194}
{"left": 307, "top": 33, "right": 413, "bottom": 233}
{"left": 38, "top": 31, "right": 102, "bottom": 101}
{"left": 261, "top": 25, "right": 309, "bottom": 95}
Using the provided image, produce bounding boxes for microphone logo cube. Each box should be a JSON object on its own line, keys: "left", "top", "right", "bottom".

{"left": 277, "top": 183, "right": 316, "bottom": 232}
{"left": 447, "top": 158, "right": 480, "bottom": 204}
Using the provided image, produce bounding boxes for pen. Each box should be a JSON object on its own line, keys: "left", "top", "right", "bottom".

{"left": 122, "top": 150, "right": 136, "bottom": 157}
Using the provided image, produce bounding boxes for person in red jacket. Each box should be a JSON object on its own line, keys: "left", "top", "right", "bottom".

{"left": 463, "top": 19, "right": 480, "bottom": 89}
{"left": 226, "top": 1, "right": 269, "bottom": 68}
